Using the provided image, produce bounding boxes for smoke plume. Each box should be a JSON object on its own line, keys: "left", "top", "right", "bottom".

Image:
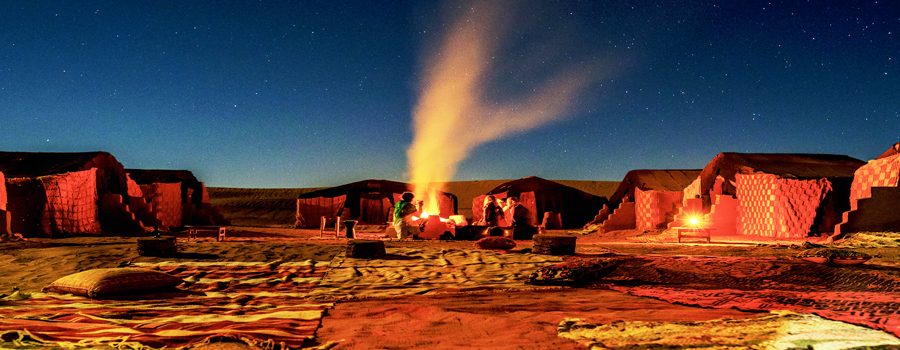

{"left": 408, "top": 0, "right": 606, "bottom": 212}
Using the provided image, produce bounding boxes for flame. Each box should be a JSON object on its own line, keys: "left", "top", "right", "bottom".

{"left": 413, "top": 186, "right": 444, "bottom": 218}
{"left": 408, "top": 0, "right": 608, "bottom": 207}
{"left": 412, "top": 210, "right": 449, "bottom": 222}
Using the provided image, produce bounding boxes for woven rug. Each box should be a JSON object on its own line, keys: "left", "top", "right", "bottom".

{"left": 306, "top": 247, "right": 565, "bottom": 300}
{"left": 600, "top": 255, "right": 900, "bottom": 339}
{"left": 558, "top": 311, "right": 900, "bottom": 349}
{"left": 0, "top": 261, "right": 333, "bottom": 350}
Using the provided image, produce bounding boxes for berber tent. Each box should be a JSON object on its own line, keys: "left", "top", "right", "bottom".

{"left": 694, "top": 152, "right": 866, "bottom": 239}
{"left": 832, "top": 142, "right": 900, "bottom": 238}
{"left": 126, "top": 169, "right": 229, "bottom": 228}
{"left": 0, "top": 151, "right": 133, "bottom": 237}
{"left": 295, "top": 179, "right": 458, "bottom": 228}
{"left": 607, "top": 169, "right": 703, "bottom": 231}
{"left": 472, "top": 176, "right": 608, "bottom": 229}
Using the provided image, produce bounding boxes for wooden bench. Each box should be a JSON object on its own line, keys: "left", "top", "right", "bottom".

{"left": 676, "top": 227, "right": 713, "bottom": 243}
{"left": 187, "top": 227, "right": 227, "bottom": 241}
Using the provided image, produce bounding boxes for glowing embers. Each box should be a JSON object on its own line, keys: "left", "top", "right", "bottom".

{"left": 413, "top": 211, "right": 467, "bottom": 240}
{"left": 411, "top": 210, "right": 447, "bottom": 222}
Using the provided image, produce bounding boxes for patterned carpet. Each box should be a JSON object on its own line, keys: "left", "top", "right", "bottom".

{"left": 598, "top": 254, "right": 900, "bottom": 339}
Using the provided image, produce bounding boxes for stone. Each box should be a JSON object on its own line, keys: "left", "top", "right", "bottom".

{"left": 346, "top": 239, "right": 386, "bottom": 259}
{"left": 532, "top": 234, "right": 576, "bottom": 255}
{"left": 137, "top": 236, "right": 177, "bottom": 257}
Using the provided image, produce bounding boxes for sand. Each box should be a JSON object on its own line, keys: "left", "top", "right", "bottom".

{"left": 2, "top": 227, "right": 900, "bottom": 349}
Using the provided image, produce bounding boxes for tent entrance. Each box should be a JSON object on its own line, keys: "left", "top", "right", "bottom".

{"left": 359, "top": 194, "right": 393, "bottom": 224}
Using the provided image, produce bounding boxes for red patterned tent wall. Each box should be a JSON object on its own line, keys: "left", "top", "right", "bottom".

{"left": 635, "top": 188, "right": 683, "bottom": 231}
{"left": 847, "top": 153, "right": 900, "bottom": 211}
{"left": 831, "top": 152, "right": 900, "bottom": 239}
{"left": 736, "top": 173, "right": 831, "bottom": 239}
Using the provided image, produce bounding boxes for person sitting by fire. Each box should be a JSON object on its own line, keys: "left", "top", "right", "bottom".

{"left": 479, "top": 195, "right": 504, "bottom": 226}
{"left": 505, "top": 196, "right": 536, "bottom": 239}
{"left": 393, "top": 192, "right": 421, "bottom": 240}
{"left": 497, "top": 198, "right": 510, "bottom": 226}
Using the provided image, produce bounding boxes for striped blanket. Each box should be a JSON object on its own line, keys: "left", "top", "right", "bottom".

{"left": 0, "top": 261, "right": 332, "bottom": 350}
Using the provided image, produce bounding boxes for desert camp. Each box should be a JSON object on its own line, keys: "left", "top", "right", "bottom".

{"left": 3, "top": 0, "right": 900, "bottom": 349}
{"left": 0, "top": 147, "right": 900, "bottom": 349}
{"left": 3, "top": 146, "right": 900, "bottom": 349}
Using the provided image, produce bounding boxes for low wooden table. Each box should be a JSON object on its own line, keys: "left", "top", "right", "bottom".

{"left": 676, "top": 227, "right": 713, "bottom": 243}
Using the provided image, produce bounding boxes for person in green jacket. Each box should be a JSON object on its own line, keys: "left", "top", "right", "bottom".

{"left": 393, "top": 192, "right": 421, "bottom": 240}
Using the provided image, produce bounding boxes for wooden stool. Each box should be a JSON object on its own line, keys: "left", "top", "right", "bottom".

{"left": 137, "top": 236, "right": 177, "bottom": 257}
{"left": 532, "top": 234, "right": 576, "bottom": 255}
{"left": 346, "top": 239, "right": 386, "bottom": 259}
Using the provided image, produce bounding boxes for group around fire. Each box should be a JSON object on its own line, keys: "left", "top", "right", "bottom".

{"left": 392, "top": 191, "right": 535, "bottom": 241}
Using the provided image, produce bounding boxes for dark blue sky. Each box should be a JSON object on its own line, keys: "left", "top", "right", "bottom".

{"left": 2, "top": 1, "right": 897, "bottom": 188}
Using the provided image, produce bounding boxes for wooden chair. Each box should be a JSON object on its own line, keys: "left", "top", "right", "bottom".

{"left": 320, "top": 208, "right": 354, "bottom": 238}
{"left": 320, "top": 216, "right": 341, "bottom": 238}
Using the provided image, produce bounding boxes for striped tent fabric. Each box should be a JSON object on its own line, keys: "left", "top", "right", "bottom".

{"left": 736, "top": 173, "right": 831, "bottom": 239}
{"left": 848, "top": 153, "right": 900, "bottom": 210}
{"left": 0, "top": 261, "right": 332, "bottom": 350}
{"left": 295, "top": 195, "right": 346, "bottom": 228}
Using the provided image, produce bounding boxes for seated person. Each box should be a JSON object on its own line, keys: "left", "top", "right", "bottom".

{"left": 506, "top": 196, "right": 537, "bottom": 240}
{"left": 479, "top": 195, "right": 504, "bottom": 226}
{"left": 393, "top": 192, "right": 421, "bottom": 240}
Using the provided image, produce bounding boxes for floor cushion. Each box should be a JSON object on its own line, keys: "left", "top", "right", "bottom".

{"left": 42, "top": 268, "right": 183, "bottom": 298}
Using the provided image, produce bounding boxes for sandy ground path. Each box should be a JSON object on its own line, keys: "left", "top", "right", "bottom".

{"left": 2, "top": 227, "right": 900, "bottom": 349}
{"left": 309, "top": 286, "right": 766, "bottom": 349}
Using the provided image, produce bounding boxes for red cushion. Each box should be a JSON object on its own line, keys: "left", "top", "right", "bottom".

{"left": 797, "top": 248, "right": 871, "bottom": 265}
{"left": 42, "top": 268, "right": 183, "bottom": 298}
{"left": 474, "top": 236, "right": 517, "bottom": 250}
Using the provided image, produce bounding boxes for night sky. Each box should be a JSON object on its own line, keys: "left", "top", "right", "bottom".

{"left": 2, "top": 1, "right": 897, "bottom": 188}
